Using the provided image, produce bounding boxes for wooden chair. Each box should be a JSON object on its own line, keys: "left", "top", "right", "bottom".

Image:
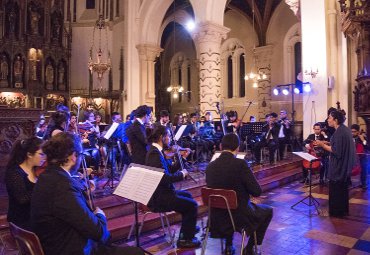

{"left": 201, "top": 187, "right": 257, "bottom": 255}
{"left": 9, "top": 222, "right": 44, "bottom": 255}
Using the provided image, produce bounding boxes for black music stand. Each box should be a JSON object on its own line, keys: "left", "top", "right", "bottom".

{"left": 114, "top": 164, "right": 164, "bottom": 255}
{"left": 102, "top": 140, "right": 121, "bottom": 190}
{"left": 291, "top": 157, "right": 320, "bottom": 215}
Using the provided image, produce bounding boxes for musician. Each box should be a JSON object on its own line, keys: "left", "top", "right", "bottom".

{"left": 206, "top": 133, "right": 273, "bottom": 255}
{"left": 301, "top": 123, "right": 329, "bottom": 184}
{"left": 43, "top": 110, "right": 69, "bottom": 140}
{"left": 277, "top": 110, "right": 291, "bottom": 160}
{"left": 80, "top": 111, "right": 101, "bottom": 171}
{"left": 126, "top": 105, "right": 152, "bottom": 165}
{"left": 351, "top": 124, "right": 368, "bottom": 189}
{"left": 36, "top": 115, "right": 47, "bottom": 139}
{"left": 253, "top": 113, "right": 280, "bottom": 165}
{"left": 314, "top": 110, "right": 356, "bottom": 217}
{"left": 145, "top": 125, "right": 200, "bottom": 248}
{"left": 249, "top": 115, "right": 256, "bottom": 123}
{"left": 153, "top": 110, "right": 171, "bottom": 129}
{"left": 68, "top": 112, "right": 78, "bottom": 134}
{"left": 225, "top": 110, "right": 241, "bottom": 134}
{"left": 31, "top": 133, "right": 143, "bottom": 255}
{"left": 322, "top": 107, "right": 337, "bottom": 139}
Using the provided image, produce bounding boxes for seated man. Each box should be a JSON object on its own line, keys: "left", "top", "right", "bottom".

{"left": 206, "top": 133, "right": 273, "bottom": 255}
{"left": 302, "top": 123, "right": 329, "bottom": 184}
{"left": 145, "top": 125, "right": 200, "bottom": 248}
{"left": 31, "top": 133, "right": 143, "bottom": 255}
{"left": 351, "top": 124, "right": 368, "bottom": 189}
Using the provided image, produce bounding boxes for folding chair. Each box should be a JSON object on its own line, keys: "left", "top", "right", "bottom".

{"left": 9, "top": 222, "right": 44, "bottom": 255}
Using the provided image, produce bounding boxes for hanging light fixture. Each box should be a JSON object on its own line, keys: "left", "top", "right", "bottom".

{"left": 88, "top": 15, "right": 111, "bottom": 85}
{"left": 166, "top": 0, "right": 184, "bottom": 99}
{"left": 244, "top": 0, "right": 268, "bottom": 87}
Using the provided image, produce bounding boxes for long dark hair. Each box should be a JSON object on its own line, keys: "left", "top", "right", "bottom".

{"left": 148, "top": 125, "right": 168, "bottom": 144}
{"left": 6, "top": 137, "right": 43, "bottom": 168}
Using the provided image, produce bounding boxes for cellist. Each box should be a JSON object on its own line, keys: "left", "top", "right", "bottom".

{"left": 301, "top": 123, "right": 329, "bottom": 185}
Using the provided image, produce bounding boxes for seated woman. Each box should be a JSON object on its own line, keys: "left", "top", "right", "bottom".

{"left": 5, "top": 137, "right": 45, "bottom": 230}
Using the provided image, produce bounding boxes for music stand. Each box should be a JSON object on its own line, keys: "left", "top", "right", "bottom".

{"left": 291, "top": 152, "right": 320, "bottom": 215}
{"left": 102, "top": 139, "right": 122, "bottom": 190}
{"left": 114, "top": 164, "right": 164, "bottom": 255}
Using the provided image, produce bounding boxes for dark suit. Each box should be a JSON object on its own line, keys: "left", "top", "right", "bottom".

{"left": 126, "top": 120, "right": 148, "bottom": 164}
{"left": 30, "top": 165, "right": 143, "bottom": 255}
{"left": 277, "top": 119, "right": 291, "bottom": 160}
{"left": 254, "top": 123, "right": 280, "bottom": 163}
{"left": 145, "top": 145, "right": 198, "bottom": 240}
{"left": 206, "top": 152, "right": 273, "bottom": 248}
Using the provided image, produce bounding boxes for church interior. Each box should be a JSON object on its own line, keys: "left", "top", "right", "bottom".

{"left": 0, "top": 0, "right": 369, "bottom": 254}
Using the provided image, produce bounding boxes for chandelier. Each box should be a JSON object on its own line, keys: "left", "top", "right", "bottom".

{"left": 88, "top": 15, "right": 111, "bottom": 83}
{"left": 244, "top": 0, "right": 268, "bottom": 88}
{"left": 167, "top": 85, "right": 184, "bottom": 99}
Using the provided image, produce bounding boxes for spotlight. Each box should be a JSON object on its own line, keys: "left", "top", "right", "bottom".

{"left": 282, "top": 88, "right": 289, "bottom": 95}
{"left": 303, "top": 83, "right": 312, "bottom": 93}
{"left": 273, "top": 88, "right": 279, "bottom": 96}
{"left": 186, "top": 20, "right": 195, "bottom": 31}
{"left": 294, "top": 87, "right": 300, "bottom": 94}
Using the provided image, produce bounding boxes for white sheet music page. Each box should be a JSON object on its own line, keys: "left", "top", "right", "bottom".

{"left": 293, "top": 152, "right": 318, "bottom": 162}
{"left": 211, "top": 152, "right": 221, "bottom": 162}
{"left": 103, "top": 122, "right": 119, "bottom": 140}
{"left": 175, "top": 125, "right": 187, "bottom": 141}
{"left": 113, "top": 166, "right": 164, "bottom": 205}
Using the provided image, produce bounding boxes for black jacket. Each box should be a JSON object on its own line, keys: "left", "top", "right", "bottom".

{"left": 126, "top": 120, "right": 148, "bottom": 164}
{"left": 206, "top": 152, "right": 263, "bottom": 235}
{"left": 30, "top": 165, "right": 110, "bottom": 255}
{"left": 145, "top": 145, "right": 184, "bottom": 210}
{"left": 261, "top": 123, "right": 280, "bottom": 142}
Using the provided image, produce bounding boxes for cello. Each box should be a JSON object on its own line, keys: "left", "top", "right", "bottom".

{"left": 302, "top": 141, "right": 321, "bottom": 171}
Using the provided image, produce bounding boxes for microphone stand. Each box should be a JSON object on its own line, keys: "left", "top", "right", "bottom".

{"left": 241, "top": 101, "right": 253, "bottom": 123}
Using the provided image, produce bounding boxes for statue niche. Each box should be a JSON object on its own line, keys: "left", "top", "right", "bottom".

{"left": 5, "top": 1, "right": 19, "bottom": 37}
{"left": 28, "top": 2, "right": 43, "bottom": 36}
{"left": 0, "top": 54, "right": 10, "bottom": 88}
{"left": 57, "top": 61, "right": 66, "bottom": 91}
{"left": 45, "top": 60, "right": 55, "bottom": 90}
{"left": 13, "top": 55, "right": 24, "bottom": 88}
{"left": 51, "top": 11, "right": 63, "bottom": 42}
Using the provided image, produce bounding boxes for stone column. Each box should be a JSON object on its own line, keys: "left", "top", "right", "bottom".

{"left": 192, "top": 21, "right": 230, "bottom": 118}
{"left": 136, "top": 44, "right": 163, "bottom": 108}
{"left": 254, "top": 45, "right": 273, "bottom": 120}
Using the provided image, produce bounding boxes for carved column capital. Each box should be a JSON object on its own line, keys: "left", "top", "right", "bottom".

{"left": 192, "top": 21, "right": 230, "bottom": 45}
{"left": 136, "top": 44, "right": 163, "bottom": 61}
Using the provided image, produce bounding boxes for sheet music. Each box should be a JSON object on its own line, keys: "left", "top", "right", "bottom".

{"left": 211, "top": 151, "right": 245, "bottom": 161}
{"left": 174, "top": 125, "right": 187, "bottom": 141}
{"left": 113, "top": 165, "right": 164, "bottom": 205}
{"left": 103, "top": 122, "right": 119, "bottom": 140}
{"left": 293, "top": 151, "right": 318, "bottom": 162}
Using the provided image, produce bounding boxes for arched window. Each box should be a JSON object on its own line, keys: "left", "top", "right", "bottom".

{"left": 227, "top": 56, "right": 233, "bottom": 98}
{"left": 86, "top": 0, "right": 95, "bottom": 9}
{"left": 239, "top": 54, "right": 245, "bottom": 97}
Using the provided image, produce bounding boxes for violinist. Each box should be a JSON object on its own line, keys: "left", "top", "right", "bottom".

{"left": 301, "top": 123, "right": 329, "bottom": 185}
{"left": 225, "top": 110, "right": 241, "bottom": 134}
{"left": 36, "top": 115, "right": 48, "bottom": 139}
{"left": 277, "top": 110, "right": 291, "bottom": 160}
{"left": 253, "top": 113, "right": 280, "bottom": 165}
{"left": 68, "top": 112, "right": 78, "bottom": 134}
{"left": 153, "top": 110, "right": 171, "bottom": 129}
{"left": 351, "top": 124, "right": 368, "bottom": 189}
{"left": 43, "top": 111, "right": 69, "bottom": 140}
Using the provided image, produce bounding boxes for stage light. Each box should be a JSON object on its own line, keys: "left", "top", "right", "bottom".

{"left": 294, "top": 87, "right": 300, "bottom": 94}
{"left": 282, "top": 88, "right": 289, "bottom": 95}
{"left": 273, "top": 88, "right": 279, "bottom": 95}
{"left": 186, "top": 20, "right": 195, "bottom": 31}
{"left": 303, "top": 83, "right": 312, "bottom": 93}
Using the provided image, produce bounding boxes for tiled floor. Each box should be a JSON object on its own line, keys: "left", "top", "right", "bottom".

{"left": 122, "top": 178, "right": 370, "bottom": 255}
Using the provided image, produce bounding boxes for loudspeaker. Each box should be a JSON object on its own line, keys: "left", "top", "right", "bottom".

{"left": 328, "top": 76, "right": 335, "bottom": 89}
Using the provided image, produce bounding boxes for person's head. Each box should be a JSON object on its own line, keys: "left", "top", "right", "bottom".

{"left": 111, "top": 112, "right": 122, "bottom": 123}
{"left": 313, "top": 123, "right": 322, "bottom": 135}
{"left": 328, "top": 110, "right": 345, "bottom": 127}
{"left": 84, "top": 110, "right": 95, "bottom": 122}
{"left": 221, "top": 133, "right": 240, "bottom": 153}
{"left": 125, "top": 114, "right": 131, "bottom": 122}
{"left": 135, "top": 105, "right": 152, "bottom": 124}
{"left": 265, "top": 114, "right": 270, "bottom": 122}
{"left": 249, "top": 115, "right": 256, "bottom": 122}
{"left": 269, "top": 112, "right": 278, "bottom": 123}
{"left": 42, "top": 133, "right": 82, "bottom": 174}
{"left": 182, "top": 113, "right": 189, "bottom": 123}
{"left": 227, "top": 111, "right": 237, "bottom": 122}
{"left": 327, "top": 107, "right": 336, "bottom": 116}
{"left": 190, "top": 113, "right": 198, "bottom": 123}
{"left": 39, "top": 115, "right": 46, "bottom": 125}
{"left": 7, "top": 137, "right": 45, "bottom": 169}
{"left": 70, "top": 112, "right": 77, "bottom": 124}
{"left": 159, "top": 110, "right": 170, "bottom": 123}
{"left": 351, "top": 124, "right": 360, "bottom": 137}
{"left": 280, "top": 110, "right": 288, "bottom": 119}
{"left": 200, "top": 116, "right": 206, "bottom": 122}
{"left": 95, "top": 113, "right": 102, "bottom": 123}
{"left": 173, "top": 114, "right": 183, "bottom": 126}
{"left": 51, "top": 111, "right": 68, "bottom": 127}
{"left": 56, "top": 103, "right": 69, "bottom": 113}
{"left": 148, "top": 125, "right": 171, "bottom": 147}
{"left": 205, "top": 112, "right": 212, "bottom": 121}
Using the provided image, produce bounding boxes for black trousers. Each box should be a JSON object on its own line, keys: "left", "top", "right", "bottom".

{"left": 329, "top": 180, "right": 349, "bottom": 217}
{"left": 152, "top": 190, "right": 198, "bottom": 240}
{"left": 254, "top": 140, "right": 278, "bottom": 163}
{"left": 278, "top": 137, "right": 289, "bottom": 160}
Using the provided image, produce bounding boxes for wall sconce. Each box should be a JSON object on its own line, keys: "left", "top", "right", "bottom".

{"left": 304, "top": 68, "right": 319, "bottom": 78}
